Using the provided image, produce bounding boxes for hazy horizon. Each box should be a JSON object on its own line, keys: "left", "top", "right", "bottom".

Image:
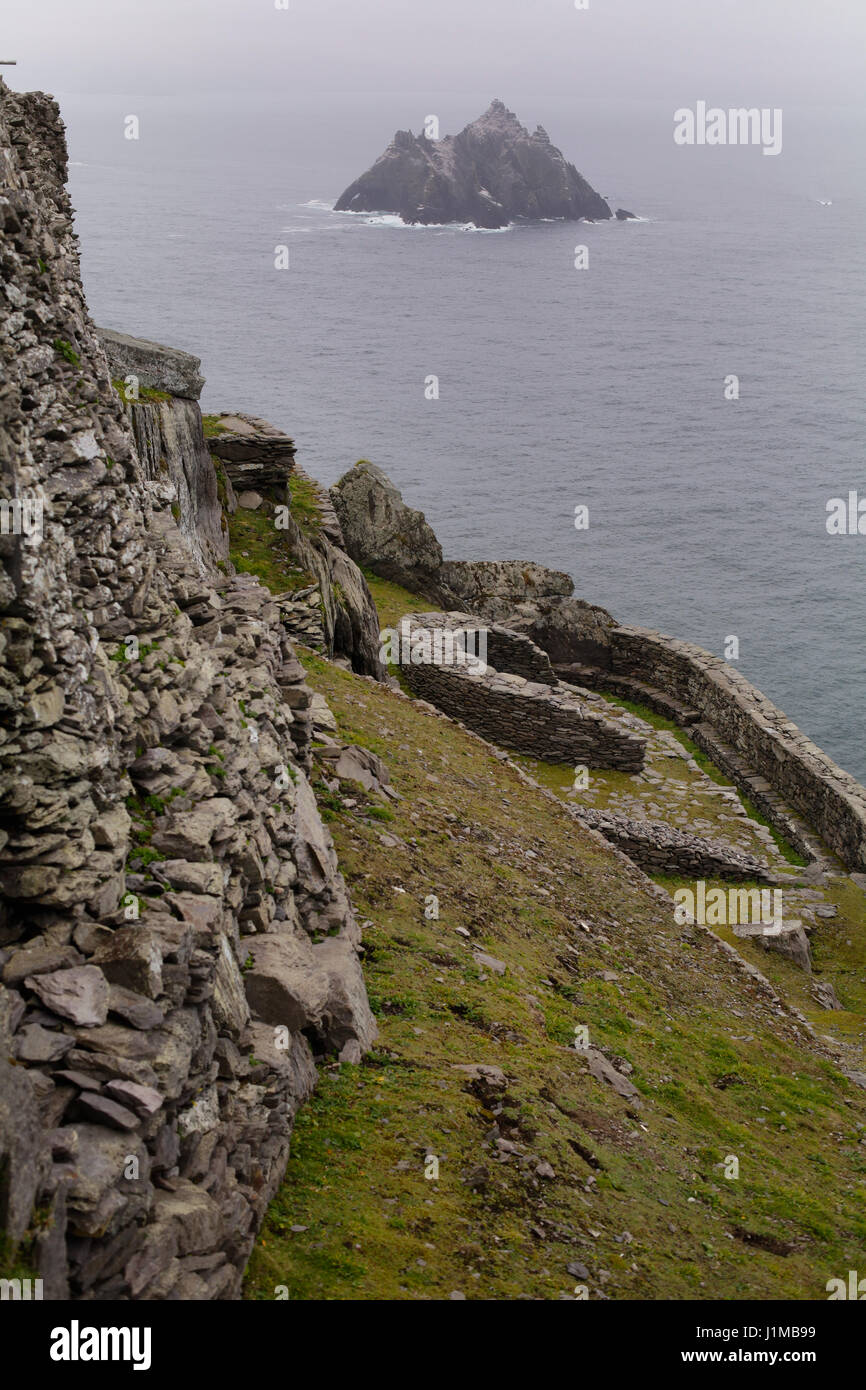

{"left": 5, "top": 0, "right": 866, "bottom": 107}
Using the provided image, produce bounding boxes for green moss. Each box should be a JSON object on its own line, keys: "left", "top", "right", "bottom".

{"left": 0, "top": 1224, "right": 40, "bottom": 1285}
{"left": 126, "top": 844, "right": 165, "bottom": 870}
{"left": 111, "top": 377, "right": 171, "bottom": 404}
{"left": 53, "top": 338, "right": 80, "bottom": 367}
{"left": 227, "top": 505, "right": 315, "bottom": 595}
{"left": 202, "top": 414, "right": 230, "bottom": 439}
{"left": 288, "top": 472, "right": 325, "bottom": 537}
{"left": 360, "top": 568, "right": 441, "bottom": 630}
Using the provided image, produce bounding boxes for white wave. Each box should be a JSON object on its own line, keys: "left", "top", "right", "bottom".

{"left": 333, "top": 208, "right": 513, "bottom": 233}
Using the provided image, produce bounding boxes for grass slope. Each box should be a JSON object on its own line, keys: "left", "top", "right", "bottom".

{"left": 244, "top": 642, "right": 866, "bottom": 1301}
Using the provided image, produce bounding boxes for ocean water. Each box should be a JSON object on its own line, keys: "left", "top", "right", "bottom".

{"left": 59, "top": 92, "right": 866, "bottom": 781}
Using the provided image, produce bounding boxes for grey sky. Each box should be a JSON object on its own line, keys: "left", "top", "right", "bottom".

{"left": 5, "top": 0, "right": 865, "bottom": 106}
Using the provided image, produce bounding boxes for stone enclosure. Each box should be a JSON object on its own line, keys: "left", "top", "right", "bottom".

{"left": 399, "top": 614, "right": 646, "bottom": 772}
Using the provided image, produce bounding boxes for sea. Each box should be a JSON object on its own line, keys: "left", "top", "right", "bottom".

{"left": 56, "top": 90, "right": 866, "bottom": 781}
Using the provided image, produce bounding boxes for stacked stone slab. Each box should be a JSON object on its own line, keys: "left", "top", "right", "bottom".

{"left": 0, "top": 82, "right": 375, "bottom": 1300}
{"left": 398, "top": 614, "right": 645, "bottom": 771}
{"left": 206, "top": 412, "right": 298, "bottom": 496}
{"left": 571, "top": 805, "right": 774, "bottom": 883}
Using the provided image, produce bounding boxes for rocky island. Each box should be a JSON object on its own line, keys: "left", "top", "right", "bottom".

{"left": 335, "top": 99, "right": 614, "bottom": 229}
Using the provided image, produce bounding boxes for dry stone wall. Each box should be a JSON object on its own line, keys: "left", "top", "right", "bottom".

{"left": 572, "top": 627, "right": 866, "bottom": 873}
{"left": 0, "top": 82, "right": 375, "bottom": 1301}
{"left": 572, "top": 806, "right": 774, "bottom": 883}
{"left": 399, "top": 617, "right": 644, "bottom": 771}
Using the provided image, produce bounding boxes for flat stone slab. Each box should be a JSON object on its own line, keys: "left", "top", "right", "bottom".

{"left": 97, "top": 326, "right": 205, "bottom": 400}
{"left": 25, "top": 965, "right": 109, "bottom": 1027}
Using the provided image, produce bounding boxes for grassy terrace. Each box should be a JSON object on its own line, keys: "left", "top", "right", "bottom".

{"left": 243, "top": 618, "right": 866, "bottom": 1300}
{"left": 201, "top": 413, "right": 230, "bottom": 439}
{"left": 227, "top": 506, "right": 315, "bottom": 595}
{"left": 111, "top": 377, "right": 172, "bottom": 405}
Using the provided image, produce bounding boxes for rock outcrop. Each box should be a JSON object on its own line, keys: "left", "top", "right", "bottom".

{"left": 331, "top": 459, "right": 614, "bottom": 656}
{"left": 335, "top": 100, "right": 613, "bottom": 230}
{"left": 97, "top": 327, "right": 205, "bottom": 401}
{"left": 99, "top": 332, "right": 228, "bottom": 575}
{"left": 208, "top": 420, "right": 384, "bottom": 677}
{"left": 436, "top": 559, "right": 574, "bottom": 620}
{"left": 331, "top": 459, "right": 444, "bottom": 595}
{"left": 0, "top": 81, "right": 375, "bottom": 1300}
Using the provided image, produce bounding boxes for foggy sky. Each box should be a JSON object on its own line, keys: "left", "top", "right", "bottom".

{"left": 4, "top": 0, "right": 865, "bottom": 110}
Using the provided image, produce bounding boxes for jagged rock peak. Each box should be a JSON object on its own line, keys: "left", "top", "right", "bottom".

{"left": 474, "top": 98, "right": 525, "bottom": 129}
{"left": 334, "top": 101, "right": 613, "bottom": 230}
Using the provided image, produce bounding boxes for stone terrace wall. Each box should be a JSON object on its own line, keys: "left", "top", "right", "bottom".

{"left": 481, "top": 625, "right": 556, "bottom": 685}
{"left": 399, "top": 610, "right": 556, "bottom": 685}
{"left": 573, "top": 806, "right": 773, "bottom": 883}
{"left": 402, "top": 664, "right": 645, "bottom": 771}
{"left": 599, "top": 628, "right": 866, "bottom": 873}
{"left": 399, "top": 614, "right": 644, "bottom": 769}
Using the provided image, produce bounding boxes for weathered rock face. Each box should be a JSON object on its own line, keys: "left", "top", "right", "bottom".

{"left": 207, "top": 421, "right": 384, "bottom": 677}
{"left": 99, "top": 330, "right": 228, "bottom": 573}
{"left": 505, "top": 594, "right": 618, "bottom": 668}
{"left": 290, "top": 514, "right": 385, "bottom": 677}
{"left": 96, "top": 327, "right": 205, "bottom": 401}
{"left": 0, "top": 81, "right": 375, "bottom": 1300}
{"left": 335, "top": 100, "right": 613, "bottom": 230}
{"left": 331, "top": 461, "right": 605, "bottom": 648}
{"left": 331, "top": 459, "right": 444, "bottom": 595}
{"left": 436, "top": 559, "right": 574, "bottom": 619}
{"left": 134, "top": 397, "right": 229, "bottom": 573}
